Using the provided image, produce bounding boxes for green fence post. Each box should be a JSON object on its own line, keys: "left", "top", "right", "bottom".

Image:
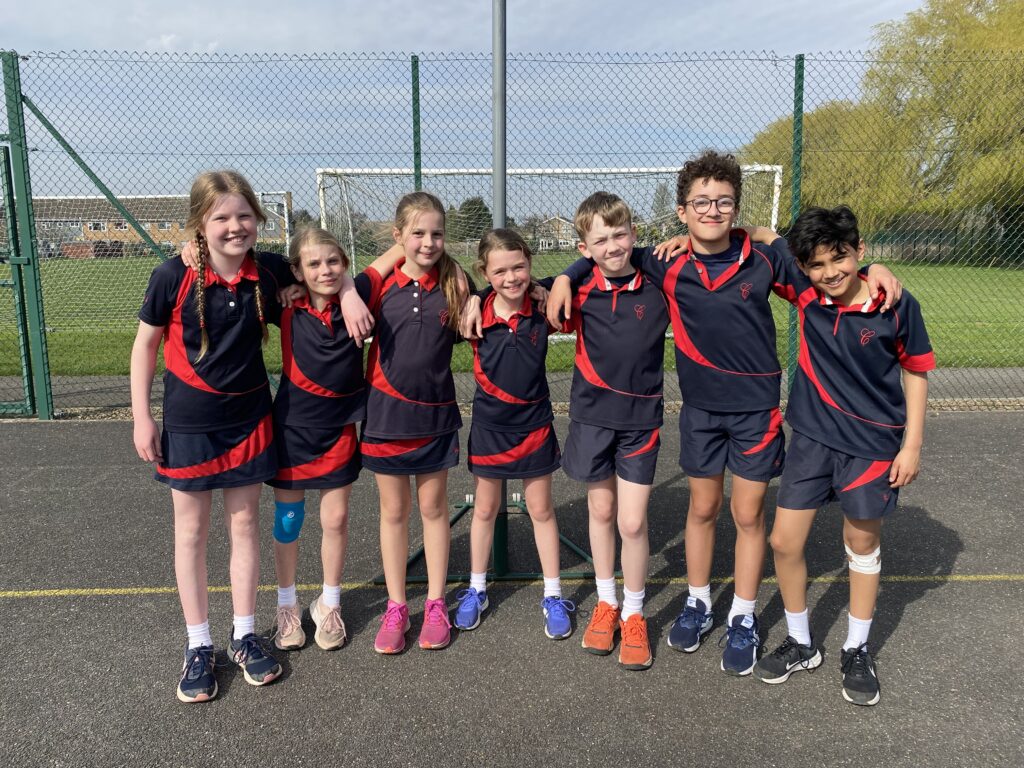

{"left": 0, "top": 146, "right": 35, "bottom": 415}
{"left": 787, "top": 54, "right": 805, "bottom": 393}
{"left": 2, "top": 51, "right": 53, "bottom": 419}
{"left": 411, "top": 55, "right": 422, "bottom": 191}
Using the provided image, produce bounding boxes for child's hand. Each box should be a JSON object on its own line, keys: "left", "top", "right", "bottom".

{"left": 546, "top": 276, "right": 573, "bottom": 327}
{"left": 180, "top": 240, "right": 199, "bottom": 271}
{"left": 277, "top": 284, "right": 306, "bottom": 308}
{"left": 529, "top": 282, "right": 549, "bottom": 315}
{"left": 134, "top": 416, "right": 163, "bottom": 464}
{"left": 340, "top": 288, "right": 374, "bottom": 347}
{"left": 460, "top": 295, "right": 483, "bottom": 339}
{"left": 889, "top": 447, "right": 920, "bottom": 487}
{"left": 652, "top": 236, "right": 688, "bottom": 261}
{"left": 866, "top": 265, "right": 902, "bottom": 311}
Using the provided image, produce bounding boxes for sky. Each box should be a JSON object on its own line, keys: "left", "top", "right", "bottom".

{"left": 5, "top": 0, "right": 927, "bottom": 55}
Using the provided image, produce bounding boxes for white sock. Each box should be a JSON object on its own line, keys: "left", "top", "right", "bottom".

{"left": 470, "top": 571, "right": 488, "bottom": 594}
{"left": 186, "top": 621, "right": 212, "bottom": 649}
{"left": 277, "top": 584, "right": 297, "bottom": 608}
{"left": 688, "top": 582, "right": 712, "bottom": 611}
{"left": 232, "top": 614, "right": 255, "bottom": 641}
{"left": 844, "top": 613, "right": 873, "bottom": 651}
{"left": 620, "top": 587, "right": 645, "bottom": 620}
{"left": 785, "top": 608, "right": 812, "bottom": 647}
{"left": 728, "top": 595, "right": 757, "bottom": 625}
{"left": 542, "top": 576, "right": 562, "bottom": 599}
{"left": 321, "top": 583, "right": 341, "bottom": 609}
{"left": 595, "top": 576, "right": 618, "bottom": 607}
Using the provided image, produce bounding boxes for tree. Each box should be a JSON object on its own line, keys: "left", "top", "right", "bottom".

{"left": 456, "top": 197, "right": 493, "bottom": 241}
{"left": 289, "top": 208, "right": 316, "bottom": 229}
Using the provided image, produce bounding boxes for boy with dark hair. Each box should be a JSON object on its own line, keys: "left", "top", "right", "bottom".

{"left": 752, "top": 205, "right": 933, "bottom": 706}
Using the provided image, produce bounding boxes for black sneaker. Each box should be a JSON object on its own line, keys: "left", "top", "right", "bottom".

{"left": 840, "top": 643, "right": 880, "bottom": 706}
{"left": 229, "top": 633, "right": 282, "bottom": 686}
{"left": 177, "top": 644, "right": 217, "bottom": 703}
{"left": 753, "top": 636, "right": 823, "bottom": 684}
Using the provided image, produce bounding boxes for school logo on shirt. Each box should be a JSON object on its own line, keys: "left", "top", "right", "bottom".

{"left": 439, "top": 309, "right": 450, "bottom": 327}
{"left": 529, "top": 328, "right": 540, "bottom": 347}
{"left": 740, "top": 282, "right": 753, "bottom": 300}
{"left": 634, "top": 304, "right": 646, "bottom": 321}
{"left": 860, "top": 329, "right": 876, "bottom": 346}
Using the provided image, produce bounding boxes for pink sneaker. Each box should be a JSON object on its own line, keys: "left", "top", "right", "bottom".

{"left": 418, "top": 598, "right": 452, "bottom": 650}
{"left": 374, "top": 600, "right": 411, "bottom": 655}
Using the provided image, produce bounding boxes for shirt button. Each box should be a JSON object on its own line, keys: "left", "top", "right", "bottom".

{"left": 413, "top": 307, "right": 419, "bottom": 313}
{"left": 228, "top": 301, "right": 236, "bottom": 307}
{"left": 508, "top": 328, "right": 514, "bottom": 333}
{"left": 413, "top": 292, "right": 418, "bottom": 297}
{"left": 414, "top": 281, "right": 419, "bottom": 286}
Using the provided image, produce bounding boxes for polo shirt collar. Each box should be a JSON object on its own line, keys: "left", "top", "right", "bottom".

{"left": 591, "top": 264, "right": 643, "bottom": 292}
{"left": 202, "top": 254, "right": 259, "bottom": 289}
{"left": 818, "top": 275, "right": 885, "bottom": 312}
{"left": 393, "top": 259, "right": 440, "bottom": 291}
{"left": 481, "top": 291, "right": 533, "bottom": 328}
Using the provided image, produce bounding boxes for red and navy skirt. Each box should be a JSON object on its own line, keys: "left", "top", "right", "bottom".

{"left": 468, "top": 423, "right": 560, "bottom": 480}
{"left": 361, "top": 429, "right": 460, "bottom": 475}
{"left": 267, "top": 422, "right": 361, "bottom": 490}
{"left": 156, "top": 414, "right": 277, "bottom": 492}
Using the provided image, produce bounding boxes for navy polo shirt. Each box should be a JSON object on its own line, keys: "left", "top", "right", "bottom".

{"left": 786, "top": 280, "right": 935, "bottom": 461}
{"left": 273, "top": 271, "right": 381, "bottom": 428}
{"left": 138, "top": 252, "right": 288, "bottom": 432}
{"left": 363, "top": 260, "right": 462, "bottom": 440}
{"left": 565, "top": 265, "right": 668, "bottom": 430}
{"left": 471, "top": 292, "right": 555, "bottom": 432}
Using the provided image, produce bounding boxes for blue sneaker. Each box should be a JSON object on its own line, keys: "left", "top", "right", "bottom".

{"left": 720, "top": 613, "right": 762, "bottom": 676}
{"left": 453, "top": 587, "right": 488, "bottom": 631}
{"left": 541, "top": 597, "right": 576, "bottom": 640}
{"left": 666, "top": 596, "right": 713, "bottom": 652}
{"left": 176, "top": 643, "right": 217, "bottom": 703}
{"left": 229, "top": 633, "right": 282, "bottom": 686}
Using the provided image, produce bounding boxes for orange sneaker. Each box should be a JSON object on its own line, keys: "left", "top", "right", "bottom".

{"left": 618, "top": 613, "right": 653, "bottom": 670}
{"left": 581, "top": 601, "right": 620, "bottom": 655}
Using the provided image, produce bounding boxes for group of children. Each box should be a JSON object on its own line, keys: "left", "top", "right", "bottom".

{"left": 131, "top": 151, "right": 933, "bottom": 708}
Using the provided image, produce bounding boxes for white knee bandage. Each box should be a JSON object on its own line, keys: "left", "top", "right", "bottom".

{"left": 846, "top": 544, "right": 881, "bottom": 575}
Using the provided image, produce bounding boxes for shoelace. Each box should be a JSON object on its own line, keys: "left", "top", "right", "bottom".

{"left": 232, "top": 634, "right": 264, "bottom": 663}
{"left": 543, "top": 597, "right": 576, "bottom": 621}
{"left": 621, "top": 616, "right": 648, "bottom": 645}
{"left": 320, "top": 604, "right": 344, "bottom": 634}
{"left": 455, "top": 588, "right": 481, "bottom": 609}
{"left": 841, "top": 643, "right": 872, "bottom": 677}
{"left": 678, "top": 603, "right": 707, "bottom": 627}
{"left": 380, "top": 603, "right": 407, "bottom": 630}
{"left": 274, "top": 605, "right": 301, "bottom": 639}
{"left": 589, "top": 601, "right": 618, "bottom": 628}
{"left": 720, "top": 622, "right": 757, "bottom": 650}
{"left": 183, "top": 646, "right": 214, "bottom": 681}
{"left": 424, "top": 600, "right": 452, "bottom": 628}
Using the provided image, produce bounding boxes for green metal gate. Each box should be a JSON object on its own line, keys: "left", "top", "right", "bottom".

{"left": 0, "top": 146, "right": 35, "bottom": 415}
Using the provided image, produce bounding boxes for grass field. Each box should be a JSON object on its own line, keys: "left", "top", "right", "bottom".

{"left": 1, "top": 256, "right": 1021, "bottom": 377}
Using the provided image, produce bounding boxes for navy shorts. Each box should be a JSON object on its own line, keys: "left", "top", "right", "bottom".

{"left": 679, "top": 404, "right": 785, "bottom": 482}
{"left": 562, "top": 421, "right": 661, "bottom": 486}
{"left": 267, "top": 422, "right": 361, "bottom": 490}
{"left": 468, "top": 423, "right": 560, "bottom": 480}
{"left": 361, "top": 430, "right": 460, "bottom": 476}
{"left": 777, "top": 432, "right": 898, "bottom": 520}
{"left": 156, "top": 413, "right": 277, "bottom": 492}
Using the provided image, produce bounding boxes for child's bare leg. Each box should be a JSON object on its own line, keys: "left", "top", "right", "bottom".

{"left": 844, "top": 517, "right": 882, "bottom": 621}
{"left": 416, "top": 469, "right": 451, "bottom": 602}
{"left": 616, "top": 477, "right": 652, "bottom": 596}
{"left": 586, "top": 477, "right": 618, "bottom": 581}
{"left": 524, "top": 474, "right": 561, "bottom": 580}
{"left": 273, "top": 488, "right": 303, "bottom": 590}
{"left": 684, "top": 475, "right": 724, "bottom": 590}
{"left": 768, "top": 506, "right": 818, "bottom": 613}
{"left": 319, "top": 486, "right": 351, "bottom": 586}
{"left": 222, "top": 483, "right": 263, "bottom": 618}
{"left": 469, "top": 476, "right": 502, "bottom": 575}
{"left": 376, "top": 473, "right": 412, "bottom": 605}
{"left": 730, "top": 476, "right": 769, "bottom": 603}
{"left": 172, "top": 489, "right": 213, "bottom": 625}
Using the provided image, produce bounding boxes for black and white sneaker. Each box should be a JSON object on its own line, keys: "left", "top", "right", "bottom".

{"left": 840, "top": 643, "right": 880, "bottom": 706}
{"left": 753, "top": 636, "right": 823, "bottom": 683}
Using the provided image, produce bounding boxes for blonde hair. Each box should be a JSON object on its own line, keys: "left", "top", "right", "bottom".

{"left": 394, "top": 191, "right": 465, "bottom": 332}
{"left": 288, "top": 225, "right": 350, "bottom": 271}
{"left": 185, "top": 170, "right": 269, "bottom": 363}
{"left": 474, "top": 228, "right": 532, "bottom": 278}
{"left": 573, "top": 191, "right": 633, "bottom": 241}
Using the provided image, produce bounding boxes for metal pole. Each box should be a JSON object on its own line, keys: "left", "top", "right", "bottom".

{"left": 2, "top": 52, "right": 54, "bottom": 419}
{"left": 411, "top": 55, "right": 422, "bottom": 192}
{"left": 492, "top": 0, "right": 506, "bottom": 227}
{"left": 787, "top": 54, "right": 805, "bottom": 394}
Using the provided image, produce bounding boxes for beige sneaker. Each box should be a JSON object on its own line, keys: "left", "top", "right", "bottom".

{"left": 273, "top": 602, "right": 306, "bottom": 651}
{"left": 310, "top": 596, "right": 347, "bottom": 650}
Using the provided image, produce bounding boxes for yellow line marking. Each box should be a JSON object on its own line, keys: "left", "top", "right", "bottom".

{"left": 1, "top": 573, "right": 1023, "bottom": 599}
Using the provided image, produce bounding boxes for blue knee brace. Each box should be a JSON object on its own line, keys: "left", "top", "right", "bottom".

{"left": 273, "top": 500, "right": 306, "bottom": 544}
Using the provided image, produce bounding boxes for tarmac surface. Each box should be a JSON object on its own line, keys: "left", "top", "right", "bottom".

{"left": 1, "top": 412, "right": 1022, "bottom": 768}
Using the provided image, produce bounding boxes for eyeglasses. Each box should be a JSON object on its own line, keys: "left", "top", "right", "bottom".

{"left": 684, "top": 196, "right": 736, "bottom": 215}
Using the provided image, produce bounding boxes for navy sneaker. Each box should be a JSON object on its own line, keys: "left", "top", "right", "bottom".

{"left": 666, "top": 596, "right": 713, "bottom": 652}
{"left": 719, "top": 613, "right": 761, "bottom": 676}
{"left": 229, "top": 633, "right": 282, "bottom": 686}
{"left": 453, "top": 587, "right": 488, "bottom": 631}
{"left": 753, "top": 636, "right": 823, "bottom": 683}
{"left": 176, "top": 643, "right": 217, "bottom": 703}
{"left": 840, "top": 644, "right": 881, "bottom": 706}
{"left": 541, "top": 597, "right": 576, "bottom": 640}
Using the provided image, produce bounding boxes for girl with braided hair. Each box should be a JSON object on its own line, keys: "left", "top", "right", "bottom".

{"left": 131, "top": 170, "right": 294, "bottom": 702}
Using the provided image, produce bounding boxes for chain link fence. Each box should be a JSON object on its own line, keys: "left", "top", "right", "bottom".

{"left": 1, "top": 50, "right": 1021, "bottom": 415}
